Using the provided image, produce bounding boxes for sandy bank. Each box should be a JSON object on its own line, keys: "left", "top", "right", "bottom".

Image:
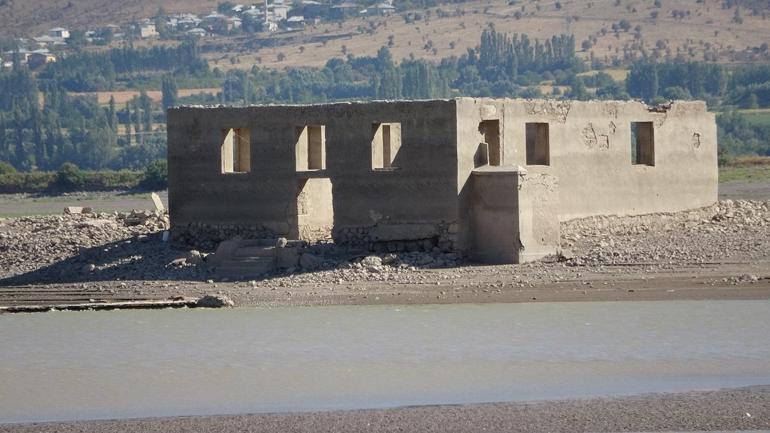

{"left": 2, "top": 386, "right": 768, "bottom": 433}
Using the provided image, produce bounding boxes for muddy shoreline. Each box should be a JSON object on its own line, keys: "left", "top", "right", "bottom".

{"left": 2, "top": 385, "right": 768, "bottom": 433}
{"left": 2, "top": 257, "right": 769, "bottom": 311}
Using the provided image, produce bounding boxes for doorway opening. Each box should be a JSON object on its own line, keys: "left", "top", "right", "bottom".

{"left": 295, "top": 178, "right": 334, "bottom": 242}
{"left": 478, "top": 120, "right": 501, "bottom": 166}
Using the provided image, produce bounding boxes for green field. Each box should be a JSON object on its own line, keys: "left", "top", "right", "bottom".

{"left": 719, "top": 164, "right": 770, "bottom": 183}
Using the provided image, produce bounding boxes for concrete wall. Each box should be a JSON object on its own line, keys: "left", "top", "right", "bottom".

{"left": 470, "top": 167, "right": 559, "bottom": 264}
{"left": 168, "top": 100, "right": 459, "bottom": 248}
{"left": 470, "top": 167, "right": 520, "bottom": 263}
{"left": 170, "top": 97, "right": 717, "bottom": 260}
{"left": 455, "top": 98, "right": 718, "bottom": 226}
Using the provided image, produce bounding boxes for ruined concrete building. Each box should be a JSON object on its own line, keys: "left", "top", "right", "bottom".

{"left": 167, "top": 98, "right": 717, "bottom": 263}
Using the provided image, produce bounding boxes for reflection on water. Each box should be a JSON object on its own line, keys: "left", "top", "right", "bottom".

{"left": 1, "top": 300, "right": 770, "bottom": 423}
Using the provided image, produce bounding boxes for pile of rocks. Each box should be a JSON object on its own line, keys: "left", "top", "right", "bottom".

{"left": 0, "top": 210, "right": 194, "bottom": 283}
{"left": 2, "top": 199, "right": 767, "bottom": 287}
{"left": 561, "top": 200, "right": 770, "bottom": 267}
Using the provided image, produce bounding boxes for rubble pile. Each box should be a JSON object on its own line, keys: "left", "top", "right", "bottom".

{"left": 1, "top": 200, "right": 768, "bottom": 287}
{"left": 562, "top": 200, "right": 770, "bottom": 267}
{"left": 0, "top": 210, "right": 187, "bottom": 283}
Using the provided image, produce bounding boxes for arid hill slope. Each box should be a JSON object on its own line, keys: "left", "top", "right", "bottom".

{"left": 2, "top": 0, "right": 770, "bottom": 69}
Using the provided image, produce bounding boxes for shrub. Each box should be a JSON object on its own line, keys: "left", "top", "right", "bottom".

{"left": 54, "top": 163, "right": 87, "bottom": 191}
{"left": 141, "top": 159, "right": 168, "bottom": 190}
{"left": 0, "top": 161, "right": 16, "bottom": 175}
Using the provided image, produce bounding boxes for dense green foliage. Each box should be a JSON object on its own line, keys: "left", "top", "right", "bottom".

{"left": 0, "top": 167, "right": 146, "bottom": 193}
{"left": 141, "top": 159, "right": 168, "bottom": 190}
{"left": 718, "top": 111, "right": 770, "bottom": 157}
{"left": 627, "top": 61, "right": 770, "bottom": 109}
{"left": 39, "top": 40, "right": 209, "bottom": 92}
{"left": 218, "top": 28, "right": 583, "bottom": 105}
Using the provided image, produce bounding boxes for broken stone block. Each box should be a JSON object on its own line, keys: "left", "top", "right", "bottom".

{"left": 361, "top": 255, "right": 382, "bottom": 267}
{"left": 168, "top": 257, "right": 187, "bottom": 267}
{"left": 186, "top": 250, "right": 203, "bottom": 265}
{"left": 274, "top": 246, "right": 299, "bottom": 269}
{"left": 299, "top": 253, "right": 320, "bottom": 270}
{"left": 196, "top": 294, "right": 235, "bottom": 308}
{"left": 208, "top": 236, "right": 242, "bottom": 265}
{"left": 150, "top": 192, "right": 165, "bottom": 212}
{"left": 64, "top": 206, "right": 92, "bottom": 215}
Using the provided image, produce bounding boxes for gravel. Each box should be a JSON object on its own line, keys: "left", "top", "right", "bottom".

{"left": 1, "top": 200, "right": 768, "bottom": 296}
{"left": 561, "top": 199, "right": 770, "bottom": 267}
{"left": 3, "top": 385, "right": 768, "bottom": 433}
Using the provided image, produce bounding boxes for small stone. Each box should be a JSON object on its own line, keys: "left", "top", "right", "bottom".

{"left": 361, "top": 256, "right": 382, "bottom": 267}
{"left": 168, "top": 257, "right": 187, "bottom": 267}
{"left": 186, "top": 250, "right": 203, "bottom": 265}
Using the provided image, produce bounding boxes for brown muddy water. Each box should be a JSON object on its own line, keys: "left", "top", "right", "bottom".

{"left": 1, "top": 300, "right": 769, "bottom": 424}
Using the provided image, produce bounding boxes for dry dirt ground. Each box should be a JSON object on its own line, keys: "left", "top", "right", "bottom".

{"left": 1, "top": 188, "right": 769, "bottom": 309}
{"left": 205, "top": 0, "right": 770, "bottom": 70}
{"left": 3, "top": 0, "right": 769, "bottom": 70}
{"left": 0, "top": 191, "right": 168, "bottom": 218}
{"left": 2, "top": 385, "right": 768, "bottom": 433}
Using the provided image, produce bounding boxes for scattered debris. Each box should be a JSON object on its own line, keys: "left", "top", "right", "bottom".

{"left": 63, "top": 206, "right": 93, "bottom": 215}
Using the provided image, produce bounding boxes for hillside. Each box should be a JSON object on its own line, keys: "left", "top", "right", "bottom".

{"left": 0, "top": 0, "right": 218, "bottom": 36}
{"left": 3, "top": 0, "right": 770, "bottom": 70}
{"left": 203, "top": 0, "right": 770, "bottom": 70}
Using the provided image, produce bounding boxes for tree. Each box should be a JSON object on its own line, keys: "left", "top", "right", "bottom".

{"left": 67, "top": 30, "right": 88, "bottom": 50}
{"left": 139, "top": 91, "right": 152, "bottom": 134}
{"left": 745, "top": 93, "right": 759, "bottom": 109}
{"left": 141, "top": 159, "right": 168, "bottom": 189}
{"left": 13, "top": 108, "right": 25, "bottom": 169}
{"left": 566, "top": 75, "right": 590, "bottom": 100}
{"left": 217, "top": 1, "right": 235, "bottom": 14}
{"left": 108, "top": 96, "right": 117, "bottom": 130}
{"left": 31, "top": 107, "right": 44, "bottom": 168}
{"left": 55, "top": 162, "right": 86, "bottom": 190}
{"left": 627, "top": 61, "right": 659, "bottom": 101}
{"left": 0, "top": 118, "right": 6, "bottom": 160}
{"left": 0, "top": 160, "right": 16, "bottom": 175}
{"left": 161, "top": 75, "right": 178, "bottom": 109}
{"left": 124, "top": 101, "right": 132, "bottom": 146}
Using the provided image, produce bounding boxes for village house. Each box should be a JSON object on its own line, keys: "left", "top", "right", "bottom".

{"left": 167, "top": 98, "right": 717, "bottom": 264}
{"left": 27, "top": 49, "right": 56, "bottom": 69}
{"left": 140, "top": 22, "right": 159, "bottom": 38}
{"left": 48, "top": 27, "right": 70, "bottom": 40}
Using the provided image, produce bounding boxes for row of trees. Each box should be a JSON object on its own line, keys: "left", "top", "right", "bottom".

{"left": 217, "top": 29, "right": 584, "bottom": 105}
{"left": 38, "top": 40, "right": 209, "bottom": 92}
{"left": 627, "top": 61, "right": 770, "bottom": 108}
{"left": 0, "top": 65, "right": 168, "bottom": 171}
